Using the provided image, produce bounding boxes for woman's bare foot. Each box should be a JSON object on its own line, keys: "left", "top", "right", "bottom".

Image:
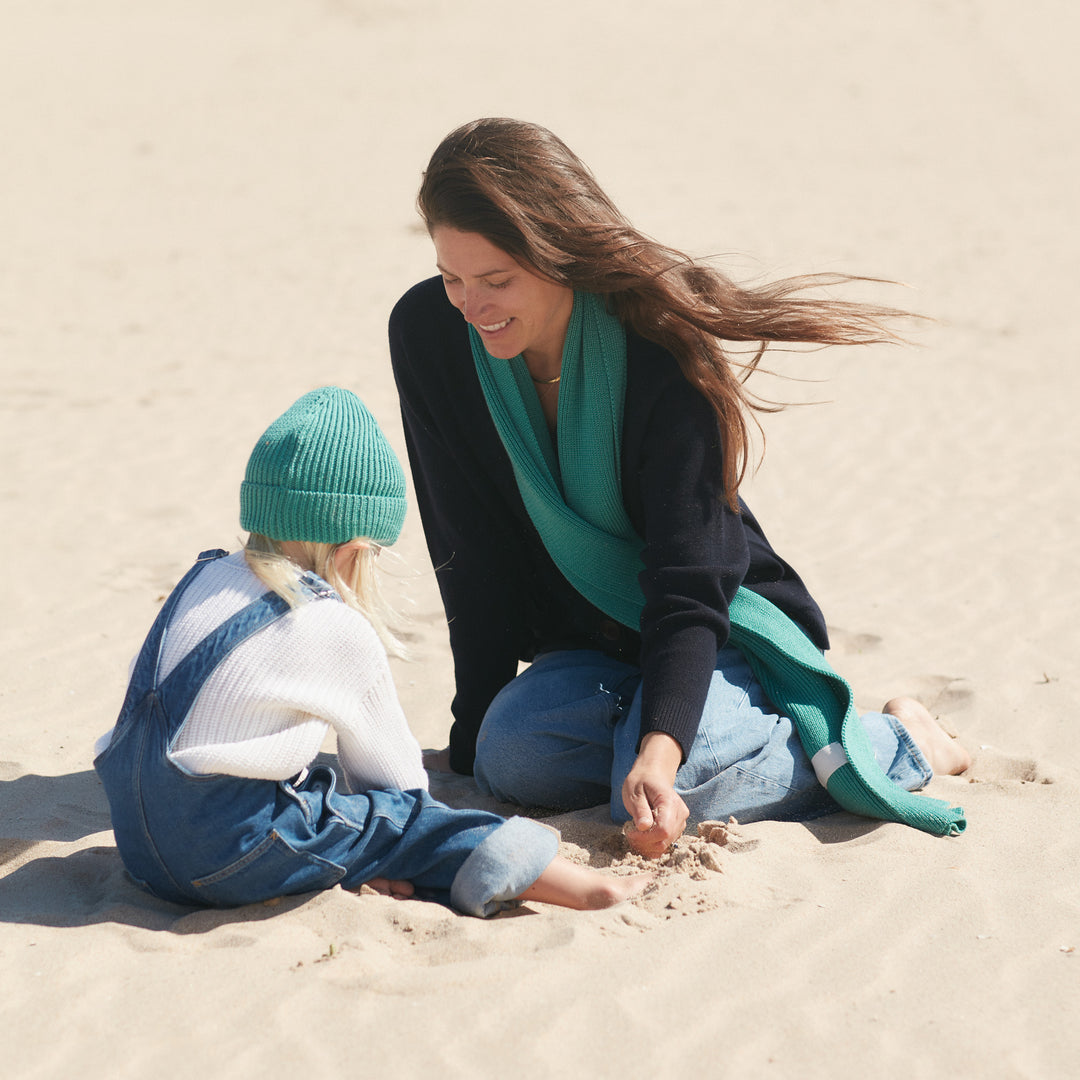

{"left": 884, "top": 697, "right": 972, "bottom": 775}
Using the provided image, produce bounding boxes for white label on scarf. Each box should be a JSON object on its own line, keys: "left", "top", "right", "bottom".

{"left": 811, "top": 742, "right": 848, "bottom": 786}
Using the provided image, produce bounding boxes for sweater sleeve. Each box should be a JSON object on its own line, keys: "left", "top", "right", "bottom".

{"left": 389, "top": 281, "right": 531, "bottom": 774}
{"left": 170, "top": 600, "right": 429, "bottom": 793}
{"left": 623, "top": 342, "right": 827, "bottom": 759}
{"left": 303, "top": 604, "right": 430, "bottom": 794}
{"left": 623, "top": 352, "right": 750, "bottom": 759}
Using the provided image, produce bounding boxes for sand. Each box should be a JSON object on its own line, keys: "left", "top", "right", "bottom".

{"left": 2, "top": 2, "right": 1078, "bottom": 1077}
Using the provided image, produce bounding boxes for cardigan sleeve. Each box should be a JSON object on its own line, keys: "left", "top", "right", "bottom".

{"left": 622, "top": 356, "right": 747, "bottom": 757}
{"left": 389, "top": 281, "right": 531, "bottom": 774}
{"left": 622, "top": 341, "right": 828, "bottom": 760}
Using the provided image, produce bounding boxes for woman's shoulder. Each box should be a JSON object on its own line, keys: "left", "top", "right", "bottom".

{"left": 390, "top": 275, "right": 456, "bottom": 330}
{"left": 625, "top": 329, "right": 691, "bottom": 387}
{"left": 389, "top": 277, "right": 471, "bottom": 379}
{"left": 624, "top": 329, "right": 714, "bottom": 424}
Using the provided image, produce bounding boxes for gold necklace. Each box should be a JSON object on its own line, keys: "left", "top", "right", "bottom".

{"left": 530, "top": 373, "right": 561, "bottom": 385}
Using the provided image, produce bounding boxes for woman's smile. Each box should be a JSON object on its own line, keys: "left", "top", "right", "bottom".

{"left": 431, "top": 227, "right": 573, "bottom": 378}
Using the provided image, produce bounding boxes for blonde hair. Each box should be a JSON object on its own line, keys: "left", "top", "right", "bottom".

{"left": 243, "top": 533, "right": 407, "bottom": 657}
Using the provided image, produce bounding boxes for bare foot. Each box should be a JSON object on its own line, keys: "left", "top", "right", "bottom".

{"left": 359, "top": 877, "right": 415, "bottom": 899}
{"left": 422, "top": 746, "right": 453, "bottom": 773}
{"left": 579, "top": 871, "right": 655, "bottom": 911}
{"left": 884, "top": 697, "right": 972, "bottom": 775}
{"left": 517, "top": 856, "right": 655, "bottom": 910}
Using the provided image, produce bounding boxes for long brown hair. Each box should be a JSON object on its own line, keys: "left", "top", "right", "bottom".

{"left": 418, "top": 117, "right": 912, "bottom": 509}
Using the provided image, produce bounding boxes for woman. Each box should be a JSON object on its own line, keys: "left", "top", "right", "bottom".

{"left": 389, "top": 118, "right": 969, "bottom": 858}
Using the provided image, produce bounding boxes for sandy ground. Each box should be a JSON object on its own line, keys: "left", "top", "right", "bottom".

{"left": 2, "top": 2, "right": 1078, "bottom": 1077}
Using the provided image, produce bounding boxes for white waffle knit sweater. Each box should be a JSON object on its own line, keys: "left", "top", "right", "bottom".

{"left": 97, "top": 552, "right": 428, "bottom": 794}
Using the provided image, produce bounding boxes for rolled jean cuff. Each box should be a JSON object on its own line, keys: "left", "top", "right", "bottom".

{"left": 884, "top": 711, "right": 934, "bottom": 790}
{"left": 449, "top": 817, "right": 560, "bottom": 918}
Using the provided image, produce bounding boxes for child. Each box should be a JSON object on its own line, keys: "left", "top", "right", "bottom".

{"left": 94, "top": 387, "right": 651, "bottom": 916}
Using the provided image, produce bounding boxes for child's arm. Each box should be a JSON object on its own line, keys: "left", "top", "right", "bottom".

{"left": 305, "top": 601, "right": 429, "bottom": 792}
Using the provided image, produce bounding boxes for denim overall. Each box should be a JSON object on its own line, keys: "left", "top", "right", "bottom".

{"left": 95, "top": 550, "right": 558, "bottom": 916}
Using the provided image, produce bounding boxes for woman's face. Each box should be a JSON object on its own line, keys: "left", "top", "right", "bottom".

{"left": 431, "top": 227, "right": 574, "bottom": 374}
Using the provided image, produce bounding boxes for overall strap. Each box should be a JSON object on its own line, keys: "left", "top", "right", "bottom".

{"left": 116, "top": 549, "right": 230, "bottom": 722}
{"left": 155, "top": 567, "right": 340, "bottom": 724}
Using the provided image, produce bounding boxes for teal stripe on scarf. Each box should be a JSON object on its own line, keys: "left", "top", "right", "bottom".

{"left": 470, "top": 292, "right": 965, "bottom": 837}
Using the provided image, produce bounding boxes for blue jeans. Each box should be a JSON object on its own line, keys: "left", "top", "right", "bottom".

{"left": 474, "top": 647, "right": 932, "bottom": 824}
{"left": 94, "top": 551, "right": 557, "bottom": 917}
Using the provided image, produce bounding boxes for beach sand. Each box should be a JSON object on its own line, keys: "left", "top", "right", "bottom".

{"left": 2, "top": 2, "right": 1078, "bottom": 1077}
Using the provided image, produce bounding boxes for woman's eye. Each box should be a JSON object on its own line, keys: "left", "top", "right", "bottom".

{"left": 488, "top": 279, "right": 510, "bottom": 290}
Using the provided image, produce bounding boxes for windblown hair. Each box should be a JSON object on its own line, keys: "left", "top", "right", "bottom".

{"left": 244, "top": 533, "right": 407, "bottom": 657}
{"left": 418, "top": 117, "right": 913, "bottom": 508}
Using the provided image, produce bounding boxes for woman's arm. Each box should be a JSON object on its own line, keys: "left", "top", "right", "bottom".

{"left": 623, "top": 340, "right": 752, "bottom": 759}
{"left": 389, "top": 281, "right": 530, "bottom": 773}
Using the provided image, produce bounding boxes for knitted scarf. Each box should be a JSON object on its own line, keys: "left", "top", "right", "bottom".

{"left": 470, "top": 292, "right": 965, "bottom": 837}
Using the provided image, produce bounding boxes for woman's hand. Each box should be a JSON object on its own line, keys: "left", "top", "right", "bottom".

{"left": 422, "top": 746, "right": 453, "bottom": 772}
{"left": 621, "top": 732, "right": 689, "bottom": 859}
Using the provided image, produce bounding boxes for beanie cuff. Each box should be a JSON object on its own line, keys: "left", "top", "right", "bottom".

{"left": 240, "top": 482, "right": 406, "bottom": 546}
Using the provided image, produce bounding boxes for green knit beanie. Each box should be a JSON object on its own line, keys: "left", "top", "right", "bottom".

{"left": 239, "top": 386, "right": 407, "bottom": 545}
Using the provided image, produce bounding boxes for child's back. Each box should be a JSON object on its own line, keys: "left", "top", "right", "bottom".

{"left": 144, "top": 549, "right": 426, "bottom": 793}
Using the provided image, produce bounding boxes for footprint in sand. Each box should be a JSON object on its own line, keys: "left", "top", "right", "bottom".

{"left": 0, "top": 760, "right": 24, "bottom": 782}
{"left": 967, "top": 750, "right": 1054, "bottom": 786}
{"left": 905, "top": 674, "right": 976, "bottom": 717}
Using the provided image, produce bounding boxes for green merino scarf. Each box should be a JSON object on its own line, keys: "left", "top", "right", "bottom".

{"left": 470, "top": 292, "right": 965, "bottom": 837}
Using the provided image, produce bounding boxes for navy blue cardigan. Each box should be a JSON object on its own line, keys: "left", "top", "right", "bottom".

{"left": 389, "top": 276, "right": 828, "bottom": 775}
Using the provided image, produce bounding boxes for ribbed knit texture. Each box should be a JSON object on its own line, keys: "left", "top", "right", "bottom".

{"left": 240, "top": 386, "right": 407, "bottom": 545}
{"left": 471, "top": 294, "right": 966, "bottom": 837}
{"left": 727, "top": 589, "right": 965, "bottom": 835}
{"left": 469, "top": 292, "right": 646, "bottom": 628}
{"left": 107, "top": 552, "right": 429, "bottom": 793}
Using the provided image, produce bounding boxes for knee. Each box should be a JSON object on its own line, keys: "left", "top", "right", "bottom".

{"left": 473, "top": 691, "right": 616, "bottom": 811}
{"left": 472, "top": 729, "right": 543, "bottom": 807}
{"left": 473, "top": 708, "right": 522, "bottom": 776}
{"left": 472, "top": 692, "right": 541, "bottom": 804}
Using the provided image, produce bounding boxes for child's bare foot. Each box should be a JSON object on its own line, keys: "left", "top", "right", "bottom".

{"left": 358, "top": 877, "right": 415, "bottom": 899}
{"left": 517, "top": 856, "right": 654, "bottom": 911}
{"left": 884, "top": 697, "right": 972, "bottom": 776}
{"left": 580, "top": 871, "right": 655, "bottom": 910}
